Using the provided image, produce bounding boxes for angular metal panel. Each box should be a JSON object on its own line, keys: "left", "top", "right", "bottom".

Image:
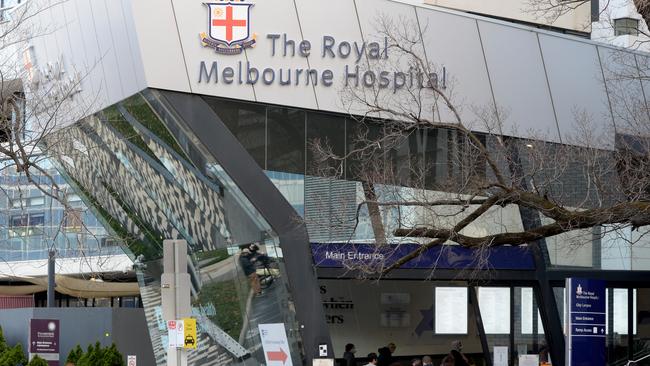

{"left": 538, "top": 34, "right": 614, "bottom": 148}
{"left": 478, "top": 20, "right": 561, "bottom": 142}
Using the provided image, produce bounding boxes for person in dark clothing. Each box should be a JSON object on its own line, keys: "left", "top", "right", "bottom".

{"left": 450, "top": 350, "right": 469, "bottom": 366}
{"left": 343, "top": 343, "right": 356, "bottom": 366}
{"left": 377, "top": 343, "right": 396, "bottom": 366}
{"left": 239, "top": 248, "right": 261, "bottom": 296}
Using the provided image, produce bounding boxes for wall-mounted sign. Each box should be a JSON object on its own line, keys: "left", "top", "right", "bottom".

{"left": 29, "top": 319, "right": 59, "bottom": 366}
{"left": 200, "top": 2, "right": 256, "bottom": 54}
{"left": 565, "top": 278, "right": 606, "bottom": 366}
{"left": 311, "top": 243, "right": 535, "bottom": 270}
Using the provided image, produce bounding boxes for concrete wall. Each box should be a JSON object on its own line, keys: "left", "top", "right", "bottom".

{"left": 0, "top": 308, "right": 155, "bottom": 365}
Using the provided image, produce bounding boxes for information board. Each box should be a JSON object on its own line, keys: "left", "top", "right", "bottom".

{"left": 434, "top": 287, "right": 467, "bottom": 334}
{"left": 29, "top": 319, "right": 59, "bottom": 366}
{"left": 565, "top": 278, "right": 606, "bottom": 366}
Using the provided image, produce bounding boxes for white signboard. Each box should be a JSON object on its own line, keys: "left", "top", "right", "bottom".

{"left": 519, "top": 355, "right": 539, "bottom": 366}
{"left": 258, "top": 323, "right": 293, "bottom": 366}
{"left": 435, "top": 287, "right": 468, "bottom": 334}
{"left": 167, "top": 320, "right": 185, "bottom": 348}
{"left": 127, "top": 355, "right": 137, "bottom": 366}
{"left": 493, "top": 346, "right": 508, "bottom": 366}
{"left": 313, "top": 359, "right": 334, "bottom": 366}
{"left": 479, "top": 287, "right": 510, "bottom": 334}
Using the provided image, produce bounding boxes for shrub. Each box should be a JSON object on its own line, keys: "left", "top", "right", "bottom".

{"left": 27, "top": 355, "right": 48, "bottom": 366}
{"left": 66, "top": 345, "right": 83, "bottom": 364}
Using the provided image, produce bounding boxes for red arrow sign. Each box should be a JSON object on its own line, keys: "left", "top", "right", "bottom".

{"left": 267, "top": 348, "right": 288, "bottom": 364}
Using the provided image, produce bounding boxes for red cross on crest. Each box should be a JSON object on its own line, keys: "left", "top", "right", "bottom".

{"left": 207, "top": 2, "right": 253, "bottom": 46}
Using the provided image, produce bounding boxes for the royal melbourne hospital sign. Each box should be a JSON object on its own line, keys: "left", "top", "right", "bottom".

{"left": 197, "top": 1, "right": 447, "bottom": 91}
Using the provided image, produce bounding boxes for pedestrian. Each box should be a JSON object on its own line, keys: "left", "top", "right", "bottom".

{"left": 343, "top": 343, "right": 356, "bottom": 366}
{"left": 422, "top": 356, "right": 433, "bottom": 366}
{"left": 364, "top": 353, "right": 378, "bottom": 366}
{"left": 441, "top": 355, "right": 455, "bottom": 366}
{"left": 411, "top": 358, "right": 422, "bottom": 366}
{"left": 450, "top": 340, "right": 469, "bottom": 366}
{"left": 239, "top": 248, "right": 262, "bottom": 296}
{"left": 377, "top": 342, "right": 396, "bottom": 366}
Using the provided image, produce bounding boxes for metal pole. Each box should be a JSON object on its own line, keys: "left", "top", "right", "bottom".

{"left": 162, "top": 240, "right": 190, "bottom": 366}
{"left": 47, "top": 249, "right": 55, "bottom": 307}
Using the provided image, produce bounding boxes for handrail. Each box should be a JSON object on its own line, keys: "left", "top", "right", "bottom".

{"left": 626, "top": 353, "right": 650, "bottom": 365}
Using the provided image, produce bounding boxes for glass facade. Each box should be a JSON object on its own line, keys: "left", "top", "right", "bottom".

{"left": 0, "top": 158, "right": 118, "bottom": 261}
{"left": 40, "top": 89, "right": 650, "bottom": 365}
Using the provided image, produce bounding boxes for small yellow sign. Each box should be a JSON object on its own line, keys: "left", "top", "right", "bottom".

{"left": 183, "top": 318, "right": 197, "bottom": 349}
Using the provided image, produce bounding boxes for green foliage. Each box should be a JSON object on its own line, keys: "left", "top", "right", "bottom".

{"left": 196, "top": 280, "right": 243, "bottom": 339}
{"left": 0, "top": 343, "right": 27, "bottom": 366}
{"left": 0, "top": 327, "right": 7, "bottom": 355}
{"left": 72, "top": 342, "right": 125, "bottom": 366}
{"left": 26, "top": 355, "right": 47, "bottom": 366}
{"left": 66, "top": 345, "right": 83, "bottom": 364}
{"left": 100, "top": 344, "right": 125, "bottom": 366}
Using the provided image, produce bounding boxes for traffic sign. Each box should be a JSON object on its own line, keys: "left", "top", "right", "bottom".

{"left": 127, "top": 355, "right": 136, "bottom": 366}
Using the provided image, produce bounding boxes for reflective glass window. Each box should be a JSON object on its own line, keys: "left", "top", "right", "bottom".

{"left": 203, "top": 97, "right": 266, "bottom": 169}
{"left": 267, "top": 106, "right": 305, "bottom": 174}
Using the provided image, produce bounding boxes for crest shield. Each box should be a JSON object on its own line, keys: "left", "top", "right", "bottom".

{"left": 207, "top": 2, "right": 252, "bottom": 46}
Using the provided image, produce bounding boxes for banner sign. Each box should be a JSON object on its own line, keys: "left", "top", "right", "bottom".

{"left": 311, "top": 243, "right": 535, "bottom": 270}
{"left": 183, "top": 318, "right": 197, "bottom": 349}
{"left": 258, "top": 323, "right": 292, "bottom": 366}
{"left": 565, "top": 278, "right": 606, "bottom": 366}
{"left": 167, "top": 320, "right": 185, "bottom": 348}
{"left": 29, "top": 319, "right": 59, "bottom": 366}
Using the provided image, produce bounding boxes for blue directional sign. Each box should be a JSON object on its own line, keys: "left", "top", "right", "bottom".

{"left": 565, "top": 278, "right": 606, "bottom": 366}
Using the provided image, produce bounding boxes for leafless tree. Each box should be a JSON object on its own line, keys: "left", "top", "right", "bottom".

{"left": 0, "top": 1, "right": 125, "bottom": 283}
{"left": 308, "top": 14, "right": 650, "bottom": 277}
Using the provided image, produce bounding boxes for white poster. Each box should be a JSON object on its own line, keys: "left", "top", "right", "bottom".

{"left": 258, "top": 323, "right": 293, "bottom": 366}
{"left": 435, "top": 287, "right": 468, "bottom": 334}
{"left": 519, "top": 355, "right": 539, "bottom": 366}
{"left": 167, "top": 319, "right": 185, "bottom": 348}
{"left": 493, "top": 346, "right": 508, "bottom": 366}
{"left": 312, "top": 359, "right": 334, "bottom": 366}
{"left": 478, "top": 287, "right": 510, "bottom": 334}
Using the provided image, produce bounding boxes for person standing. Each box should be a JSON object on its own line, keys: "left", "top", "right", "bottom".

{"left": 450, "top": 340, "right": 470, "bottom": 366}
{"left": 377, "top": 343, "right": 396, "bottom": 366}
{"left": 364, "top": 352, "right": 378, "bottom": 366}
{"left": 422, "top": 356, "right": 433, "bottom": 366}
{"left": 343, "top": 343, "right": 356, "bottom": 366}
{"left": 239, "top": 248, "right": 261, "bottom": 296}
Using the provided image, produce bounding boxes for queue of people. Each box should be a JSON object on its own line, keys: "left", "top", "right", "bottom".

{"left": 341, "top": 341, "right": 475, "bottom": 366}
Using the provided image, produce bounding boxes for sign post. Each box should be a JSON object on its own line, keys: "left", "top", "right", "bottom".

{"left": 29, "top": 319, "right": 60, "bottom": 366}
{"left": 565, "top": 278, "right": 606, "bottom": 366}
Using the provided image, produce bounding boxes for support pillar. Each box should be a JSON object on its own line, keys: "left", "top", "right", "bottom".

{"left": 161, "top": 239, "right": 191, "bottom": 366}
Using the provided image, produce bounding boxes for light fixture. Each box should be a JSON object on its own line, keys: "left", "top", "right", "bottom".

{"left": 525, "top": 143, "right": 533, "bottom": 148}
